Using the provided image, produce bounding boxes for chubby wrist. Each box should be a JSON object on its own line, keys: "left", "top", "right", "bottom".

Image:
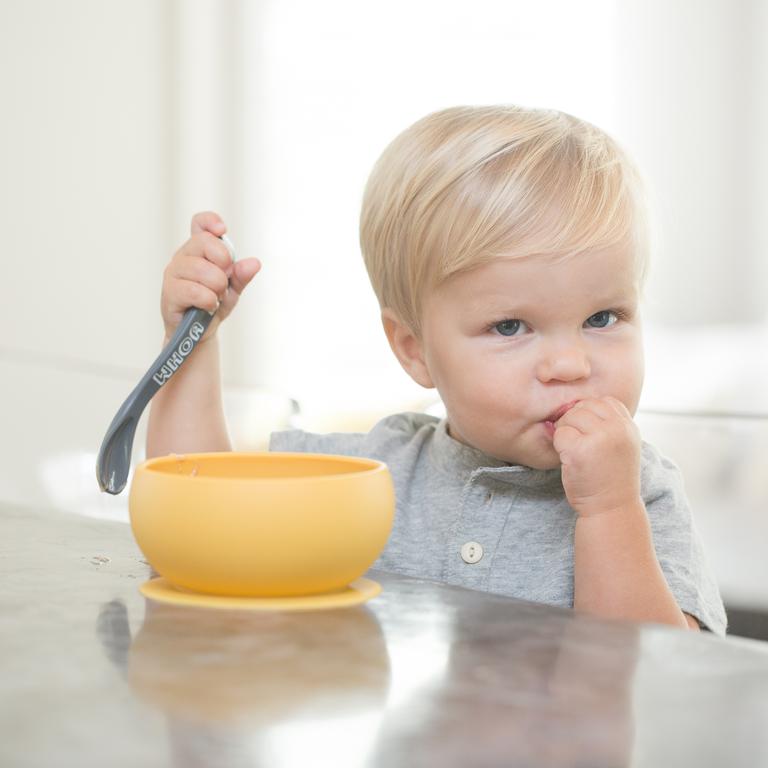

{"left": 163, "top": 325, "right": 219, "bottom": 348}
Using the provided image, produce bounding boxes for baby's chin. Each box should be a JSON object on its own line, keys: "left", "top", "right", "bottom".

{"left": 480, "top": 443, "right": 562, "bottom": 471}
{"left": 495, "top": 452, "right": 561, "bottom": 471}
{"left": 517, "top": 455, "right": 562, "bottom": 471}
{"left": 446, "top": 422, "right": 562, "bottom": 470}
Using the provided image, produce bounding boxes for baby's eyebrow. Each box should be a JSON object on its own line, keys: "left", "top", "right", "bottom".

{"left": 469, "top": 302, "right": 526, "bottom": 318}
{"left": 464, "top": 292, "right": 527, "bottom": 314}
{"left": 592, "top": 292, "right": 638, "bottom": 309}
{"left": 574, "top": 281, "right": 638, "bottom": 306}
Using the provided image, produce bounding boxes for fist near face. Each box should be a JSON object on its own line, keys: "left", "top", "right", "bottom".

{"left": 552, "top": 397, "right": 642, "bottom": 518}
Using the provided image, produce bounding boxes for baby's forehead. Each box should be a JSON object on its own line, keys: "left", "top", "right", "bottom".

{"left": 439, "top": 245, "right": 641, "bottom": 287}
{"left": 421, "top": 246, "right": 642, "bottom": 313}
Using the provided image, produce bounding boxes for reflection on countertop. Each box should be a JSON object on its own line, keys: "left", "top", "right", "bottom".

{"left": 99, "top": 599, "right": 391, "bottom": 767}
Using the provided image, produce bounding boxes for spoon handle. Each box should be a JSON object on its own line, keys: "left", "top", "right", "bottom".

{"left": 96, "top": 306, "right": 215, "bottom": 494}
{"left": 97, "top": 234, "right": 237, "bottom": 494}
{"left": 120, "top": 306, "right": 215, "bottom": 416}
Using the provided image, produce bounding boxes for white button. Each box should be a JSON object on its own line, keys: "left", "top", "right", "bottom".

{"left": 461, "top": 541, "right": 484, "bottom": 564}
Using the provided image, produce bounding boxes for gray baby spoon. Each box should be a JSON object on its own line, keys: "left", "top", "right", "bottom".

{"left": 96, "top": 234, "right": 237, "bottom": 494}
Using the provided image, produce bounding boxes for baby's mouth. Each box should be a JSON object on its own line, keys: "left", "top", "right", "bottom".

{"left": 542, "top": 400, "right": 579, "bottom": 436}
{"left": 545, "top": 401, "right": 579, "bottom": 424}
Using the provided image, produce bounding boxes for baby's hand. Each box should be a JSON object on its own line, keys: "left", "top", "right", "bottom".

{"left": 161, "top": 211, "right": 262, "bottom": 341}
{"left": 552, "top": 397, "right": 641, "bottom": 518}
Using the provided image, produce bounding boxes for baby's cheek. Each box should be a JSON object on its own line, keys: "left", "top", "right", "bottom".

{"left": 625, "top": 342, "right": 645, "bottom": 412}
{"left": 607, "top": 357, "right": 644, "bottom": 417}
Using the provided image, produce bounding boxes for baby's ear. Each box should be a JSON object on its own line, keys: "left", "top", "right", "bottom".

{"left": 381, "top": 309, "right": 435, "bottom": 389}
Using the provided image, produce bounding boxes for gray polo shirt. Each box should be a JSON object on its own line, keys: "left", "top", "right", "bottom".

{"left": 270, "top": 411, "right": 727, "bottom": 635}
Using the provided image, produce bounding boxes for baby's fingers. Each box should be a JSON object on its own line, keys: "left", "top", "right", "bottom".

{"left": 557, "top": 406, "right": 604, "bottom": 435}
{"left": 228, "top": 258, "right": 262, "bottom": 295}
{"left": 602, "top": 396, "right": 632, "bottom": 419}
{"left": 217, "top": 258, "right": 262, "bottom": 318}
{"left": 167, "top": 278, "right": 222, "bottom": 318}
{"left": 171, "top": 251, "right": 230, "bottom": 297}
{"left": 552, "top": 424, "right": 581, "bottom": 461}
{"left": 191, "top": 211, "right": 226, "bottom": 237}
{"left": 178, "top": 231, "right": 233, "bottom": 272}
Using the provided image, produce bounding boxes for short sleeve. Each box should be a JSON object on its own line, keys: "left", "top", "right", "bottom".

{"left": 641, "top": 443, "right": 728, "bottom": 635}
{"left": 269, "top": 412, "right": 440, "bottom": 462}
{"left": 269, "top": 427, "right": 369, "bottom": 457}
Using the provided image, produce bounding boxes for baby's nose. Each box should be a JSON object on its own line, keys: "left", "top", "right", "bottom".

{"left": 535, "top": 338, "right": 591, "bottom": 383}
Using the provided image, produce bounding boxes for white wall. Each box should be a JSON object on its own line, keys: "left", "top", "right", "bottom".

{"left": 0, "top": 0, "right": 260, "bottom": 388}
{"left": 615, "top": 0, "right": 768, "bottom": 326}
{"left": 0, "top": 0, "right": 174, "bottom": 373}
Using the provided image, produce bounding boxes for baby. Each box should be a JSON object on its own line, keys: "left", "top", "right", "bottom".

{"left": 148, "top": 105, "right": 726, "bottom": 634}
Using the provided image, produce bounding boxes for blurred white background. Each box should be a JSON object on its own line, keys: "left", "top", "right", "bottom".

{"left": 1, "top": 0, "right": 767, "bottom": 614}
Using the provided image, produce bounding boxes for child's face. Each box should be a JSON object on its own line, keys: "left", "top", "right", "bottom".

{"left": 417, "top": 245, "right": 644, "bottom": 469}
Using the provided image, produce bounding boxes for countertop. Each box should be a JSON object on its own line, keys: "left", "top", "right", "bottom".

{"left": 2, "top": 503, "right": 768, "bottom": 768}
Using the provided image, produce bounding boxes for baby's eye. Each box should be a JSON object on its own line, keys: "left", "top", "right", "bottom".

{"left": 584, "top": 310, "right": 618, "bottom": 329}
{"left": 492, "top": 319, "right": 528, "bottom": 337}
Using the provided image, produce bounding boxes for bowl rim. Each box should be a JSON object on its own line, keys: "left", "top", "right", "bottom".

{"left": 134, "top": 451, "right": 389, "bottom": 483}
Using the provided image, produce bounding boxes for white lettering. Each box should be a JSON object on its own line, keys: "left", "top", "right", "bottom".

{"left": 189, "top": 322, "right": 204, "bottom": 341}
{"left": 152, "top": 365, "right": 173, "bottom": 386}
{"left": 165, "top": 351, "right": 182, "bottom": 372}
{"left": 151, "top": 322, "right": 206, "bottom": 387}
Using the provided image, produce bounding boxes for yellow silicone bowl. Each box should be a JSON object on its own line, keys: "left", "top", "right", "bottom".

{"left": 129, "top": 452, "right": 395, "bottom": 597}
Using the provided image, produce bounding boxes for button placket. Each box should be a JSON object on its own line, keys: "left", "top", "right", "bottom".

{"left": 445, "top": 472, "right": 509, "bottom": 588}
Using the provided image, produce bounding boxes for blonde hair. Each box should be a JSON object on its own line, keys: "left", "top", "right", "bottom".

{"left": 359, "top": 105, "right": 649, "bottom": 334}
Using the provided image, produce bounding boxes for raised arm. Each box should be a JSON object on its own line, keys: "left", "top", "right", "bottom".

{"left": 146, "top": 212, "right": 261, "bottom": 458}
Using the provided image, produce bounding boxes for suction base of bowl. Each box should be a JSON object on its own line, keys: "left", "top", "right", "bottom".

{"left": 139, "top": 576, "right": 381, "bottom": 611}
